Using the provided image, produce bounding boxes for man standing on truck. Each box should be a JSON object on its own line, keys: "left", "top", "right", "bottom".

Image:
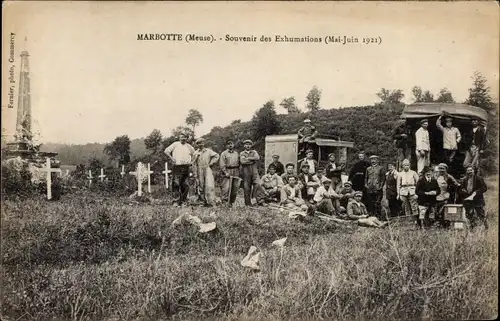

{"left": 392, "top": 119, "right": 413, "bottom": 171}
{"left": 463, "top": 116, "right": 487, "bottom": 173}
{"left": 436, "top": 112, "right": 461, "bottom": 165}
{"left": 415, "top": 119, "right": 431, "bottom": 174}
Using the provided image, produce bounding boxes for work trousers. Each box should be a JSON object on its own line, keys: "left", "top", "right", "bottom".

{"left": 221, "top": 168, "right": 240, "bottom": 203}
{"left": 443, "top": 149, "right": 457, "bottom": 164}
{"left": 401, "top": 194, "right": 418, "bottom": 217}
{"left": 387, "top": 196, "right": 401, "bottom": 218}
{"left": 172, "top": 165, "right": 190, "bottom": 205}
{"left": 463, "top": 145, "right": 480, "bottom": 171}
{"left": 464, "top": 204, "right": 488, "bottom": 230}
{"left": 416, "top": 150, "right": 430, "bottom": 174}
{"left": 241, "top": 164, "right": 264, "bottom": 206}
{"left": 365, "top": 191, "right": 382, "bottom": 219}
{"left": 417, "top": 205, "right": 436, "bottom": 228}
{"left": 314, "top": 198, "right": 336, "bottom": 215}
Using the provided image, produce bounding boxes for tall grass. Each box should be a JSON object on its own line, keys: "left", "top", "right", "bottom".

{"left": 1, "top": 178, "right": 498, "bottom": 321}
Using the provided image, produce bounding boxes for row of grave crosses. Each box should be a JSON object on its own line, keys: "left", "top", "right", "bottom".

{"left": 42, "top": 158, "right": 172, "bottom": 200}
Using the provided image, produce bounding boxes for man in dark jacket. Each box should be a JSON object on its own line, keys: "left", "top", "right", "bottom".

{"left": 463, "top": 117, "right": 487, "bottom": 173}
{"left": 416, "top": 166, "right": 441, "bottom": 228}
{"left": 459, "top": 166, "right": 488, "bottom": 229}
{"left": 268, "top": 154, "right": 285, "bottom": 176}
{"left": 392, "top": 119, "right": 413, "bottom": 171}
{"left": 384, "top": 162, "right": 400, "bottom": 218}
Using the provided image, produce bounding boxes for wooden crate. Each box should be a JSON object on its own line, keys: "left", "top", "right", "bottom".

{"left": 443, "top": 204, "right": 466, "bottom": 222}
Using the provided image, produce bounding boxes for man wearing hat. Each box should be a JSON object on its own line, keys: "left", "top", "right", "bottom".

{"left": 298, "top": 162, "right": 319, "bottom": 201}
{"left": 348, "top": 151, "right": 370, "bottom": 194}
{"left": 392, "top": 119, "right": 414, "bottom": 171}
{"left": 298, "top": 119, "right": 318, "bottom": 155}
{"left": 164, "top": 132, "right": 196, "bottom": 206}
{"left": 240, "top": 139, "right": 266, "bottom": 206}
{"left": 458, "top": 166, "right": 488, "bottom": 230}
{"left": 192, "top": 138, "right": 220, "bottom": 207}
{"left": 436, "top": 112, "right": 462, "bottom": 165}
{"left": 383, "top": 162, "right": 401, "bottom": 218}
{"left": 415, "top": 118, "right": 431, "bottom": 174}
{"left": 338, "top": 181, "right": 355, "bottom": 210}
{"left": 463, "top": 116, "right": 487, "bottom": 173}
{"left": 281, "top": 163, "right": 298, "bottom": 185}
{"left": 268, "top": 154, "right": 285, "bottom": 176}
{"left": 415, "top": 165, "right": 441, "bottom": 228}
{"left": 364, "top": 155, "right": 386, "bottom": 218}
{"left": 219, "top": 139, "right": 241, "bottom": 205}
{"left": 260, "top": 164, "right": 284, "bottom": 203}
{"left": 280, "top": 175, "right": 308, "bottom": 211}
{"left": 435, "top": 163, "right": 461, "bottom": 226}
{"left": 299, "top": 149, "right": 319, "bottom": 175}
{"left": 325, "top": 153, "right": 346, "bottom": 180}
{"left": 397, "top": 159, "right": 419, "bottom": 218}
{"left": 311, "top": 178, "right": 336, "bottom": 215}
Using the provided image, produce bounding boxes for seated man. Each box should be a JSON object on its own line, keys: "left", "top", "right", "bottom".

{"left": 313, "top": 167, "right": 329, "bottom": 184}
{"left": 415, "top": 166, "right": 441, "bottom": 229}
{"left": 338, "top": 181, "right": 356, "bottom": 212}
{"left": 299, "top": 149, "right": 319, "bottom": 175}
{"left": 268, "top": 154, "right": 285, "bottom": 176}
{"left": 298, "top": 119, "right": 318, "bottom": 154}
{"left": 311, "top": 178, "right": 336, "bottom": 215}
{"left": 435, "top": 163, "right": 460, "bottom": 226}
{"left": 281, "top": 163, "right": 297, "bottom": 185}
{"left": 298, "top": 163, "right": 320, "bottom": 202}
{"left": 341, "top": 191, "right": 388, "bottom": 228}
{"left": 280, "top": 175, "right": 308, "bottom": 211}
{"left": 260, "top": 164, "right": 284, "bottom": 203}
{"left": 459, "top": 166, "right": 488, "bottom": 230}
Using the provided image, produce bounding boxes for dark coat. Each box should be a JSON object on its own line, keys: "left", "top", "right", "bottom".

{"left": 325, "top": 162, "right": 346, "bottom": 179}
{"left": 392, "top": 123, "right": 414, "bottom": 149}
{"left": 298, "top": 172, "right": 317, "bottom": 198}
{"left": 348, "top": 160, "right": 370, "bottom": 191}
{"left": 459, "top": 175, "right": 487, "bottom": 206}
{"left": 416, "top": 177, "right": 441, "bottom": 206}
{"left": 268, "top": 161, "right": 285, "bottom": 176}
{"left": 464, "top": 126, "right": 487, "bottom": 150}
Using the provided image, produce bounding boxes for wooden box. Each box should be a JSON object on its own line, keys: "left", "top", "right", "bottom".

{"left": 444, "top": 204, "right": 466, "bottom": 222}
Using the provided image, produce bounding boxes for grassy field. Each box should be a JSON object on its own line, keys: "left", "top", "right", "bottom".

{"left": 1, "top": 178, "right": 498, "bottom": 321}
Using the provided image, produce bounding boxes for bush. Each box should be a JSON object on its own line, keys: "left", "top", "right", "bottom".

{"left": 1, "top": 160, "right": 38, "bottom": 199}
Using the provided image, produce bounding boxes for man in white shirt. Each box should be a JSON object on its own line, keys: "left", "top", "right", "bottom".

{"left": 312, "top": 178, "right": 336, "bottom": 215}
{"left": 397, "top": 159, "right": 419, "bottom": 217}
{"left": 415, "top": 119, "right": 431, "bottom": 174}
{"left": 436, "top": 112, "right": 461, "bottom": 164}
{"left": 164, "top": 133, "right": 195, "bottom": 206}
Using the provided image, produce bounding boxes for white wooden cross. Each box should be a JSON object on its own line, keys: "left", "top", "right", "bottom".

{"left": 145, "top": 163, "right": 154, "bottom": 194}
{"left": 129, "top": 162, "right": 144, "bottom": 196}
{"left": 162, "top": 162, "right": 172, "bottom": 189}
{"left": 99, "top": 168, "right": 106, "bottom": 182}
{"left": 120, "top": 165, "right": 125, "bottom": 178}
{"left": 87, "top": 170, "right": 93, "bottom": 187}
{"left": 41, "top": 157, "right": 62, "bottom": 200}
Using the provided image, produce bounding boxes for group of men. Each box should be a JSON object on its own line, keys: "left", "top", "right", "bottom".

{"left": 164, "top": 112, "right": 489, "bottom": 230}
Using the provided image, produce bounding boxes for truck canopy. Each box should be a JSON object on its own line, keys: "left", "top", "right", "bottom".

{"left": 401, "top": 103, "right": 488, "bottom": 126}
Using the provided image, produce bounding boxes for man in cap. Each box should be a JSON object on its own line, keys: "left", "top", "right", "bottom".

{"left": 415, "top": 118, "right": 431, "bottom": 174}
{"left": 313, "top": 166, "right": 329, "bottom": 184}
{"left": 415, "top": 166, "right": 441, "bottom": 228}
{"left": 298, "top": 119, "right": 318, "bottom": 155}
{"left": 240, "top": 139, "right": 266, "bottom": 206}
{"left": 325, "top": 153, "right": 346, "bottom": 180}
{"left": 219, "top": 139, "right": 241, "bottom": 205}
{"left": 463, "top": 116, "right": 487, "bottom": 173}
{"left": 311, "top": 178, "right": 336, "bottom": 215}
{"left": 338, "top": 181, "right": 355, "bottom": 211}
{"left": 298, "top": 162, "right": 319, "bottom": 201}
{"left": 383, "top": 162, "right": 401, "bottom": 218}
{"left": 342, "top": 191, "right": 388, "bottom": 228}
{"left": 268, "top": 154, "right": 285, "bottom": 176}
{"left": 392, "top": 119, "right": 414, "bottom": 171}
{"left": 364, "top": 155, "right": 386, "bottom": 218}
{"left": 348, "top": 151, "right": 370, "bottom": 194}
{"left": 192, "top": 138, "right": 220, "bottom": 207}
{"left": 260, "top": 164, "right": 284, "bottom": 203}
{"left": 280, "top": 175, "right": 308, "bottom": 211}
{"left": 397, "top": 159, "right": 419, "bottom": 218}
{"left": 164, "top": 132, "right": 196, "bottom": 206}
{"left": 281, "top": 163, "right": 298, "bottom": 185}
{"left": 299, "top": 149, "right": 319, "bottom": 175}
{"left": 458, "top": 166, "right": 488, "bottom": 230}
{"left": 435, "top": 162, "right": 460, "bottom": 226}
{"left": 436, "top": 112, "right": 462, "bottom": 165}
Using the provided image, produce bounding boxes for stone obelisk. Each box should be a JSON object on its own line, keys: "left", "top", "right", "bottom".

{"left": 15, "top": 47, "right": 32, "bottom": 144}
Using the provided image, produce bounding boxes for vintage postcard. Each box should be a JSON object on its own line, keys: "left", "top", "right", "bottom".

{"left": 1, "top": 1, "right": 498, "bottom": 320}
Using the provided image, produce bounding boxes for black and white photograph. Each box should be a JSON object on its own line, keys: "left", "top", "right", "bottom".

{"left": 1, "top": 1, "right": 498, "bottom": 320}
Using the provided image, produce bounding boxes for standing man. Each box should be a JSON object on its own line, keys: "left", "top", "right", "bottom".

{"left": 298, "top": 119, "right": 318, "bottom": 155}
{"left": 416, "top": 166, "right": 440, "bottom": 228}
{"left": 164, "top": 133, "right": 196, "bottom": 207}
{"left": 436, "top": 112, "right": 461, "bottom": 165}
{"left": 268, "top": 155, "right": 285, "bottom": 176}
{"left": 463, "top": 117, "right": 487, "bottom": 173}
{"left": 392, "top": 119, "right": 413, "bottom": 171}
{"left": 349, "top": 151, "right": 370, "bottom": 193}
{"left": 459, "top": 166, "right": 488, "bottom": 230}
{"left": 415, "top": 119, "right": 431, "bottom": 174}
{"left": 384, "top": 162, "right": 400, "bottom": 218}
{"left": 397, "top": 159, "right": 419, "bottom": 218}
{"left": 364, "top": 155, "right": 385, "bottom": 218}
{"left": 219, "top": 139, "right": 240, "bottom": 205}
{"left": 325, "top": 153, "right": 346, "bottom": 180}
{"left": 240, "top": 139, "right": 265, "bottom": 206}
{"left": 192, "top": 138, "right": 219, "bottom": 207}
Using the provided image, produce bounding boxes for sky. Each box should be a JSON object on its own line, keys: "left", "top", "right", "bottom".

{"left": 2, "top": 1, "right": 499, "bottom": 144}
